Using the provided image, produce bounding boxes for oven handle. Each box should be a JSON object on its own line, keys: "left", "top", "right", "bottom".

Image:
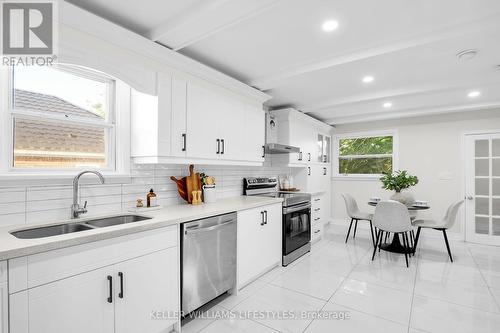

{"left": 283, "top": 202, "right": 311, "bottom": 215}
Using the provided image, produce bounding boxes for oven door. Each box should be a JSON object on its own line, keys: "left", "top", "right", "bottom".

{"left": 282, "top": 202, "right": 311, "bottom": 256}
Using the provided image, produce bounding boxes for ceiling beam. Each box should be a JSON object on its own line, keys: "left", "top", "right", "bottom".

{"left": 322, "top": 102, "right": 500, "bottom": 125}
{"left": 250, "top": 15, "right": 500, "bottom": 90}
{"left": 147, "top": 0, "right": 283, "bottom": 51}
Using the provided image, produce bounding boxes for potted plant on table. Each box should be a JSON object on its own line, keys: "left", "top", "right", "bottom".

{"left": 380, "top": 170, "right": 419, "bottom": 205}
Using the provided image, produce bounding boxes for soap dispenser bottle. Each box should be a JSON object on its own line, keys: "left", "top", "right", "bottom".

{"left": 147, "top": 189, "right": 157, "bottom": 207}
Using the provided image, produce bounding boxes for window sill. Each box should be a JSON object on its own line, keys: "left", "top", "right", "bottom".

{"left": 0, "top": 173, "right": 131, "bottom": 187}
{"left": 332, "top": 175, "right": 382, "bottom": 181}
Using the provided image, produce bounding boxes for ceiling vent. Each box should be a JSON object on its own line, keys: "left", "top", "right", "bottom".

{"left": 456, "top": 49, "right": 478, "bottom": 61}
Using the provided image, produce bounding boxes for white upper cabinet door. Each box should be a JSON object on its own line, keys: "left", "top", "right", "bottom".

{"left": 244, "top": 105, "right": 265, "bottom": 162}
{"left": 115, "top": 248, "right": 179, "bottom": 333}
{"left": 186, "top": 83, "right": 221, "bottom": 159}
{"left": 218, "top": 97, "right": 246, "bottom": 161}
{"left": 10, "top": 267, "right": 114, "bottom": 333}
{"left": 170, "top": 76, "right": 187, "bottom": 157}
{"left": 130, "top": 72, "right": 172, "bottom": 158}
{"left": 156, "top": 73, "right": 173, "bottom": 157}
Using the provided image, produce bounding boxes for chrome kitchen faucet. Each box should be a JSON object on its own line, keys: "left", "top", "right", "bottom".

{"left": 72, "top": 171, "right": 105, "bottom": 218}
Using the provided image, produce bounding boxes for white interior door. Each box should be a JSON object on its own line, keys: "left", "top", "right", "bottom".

{"left": 465, "top": 132, "right": 500, "bottom": 245}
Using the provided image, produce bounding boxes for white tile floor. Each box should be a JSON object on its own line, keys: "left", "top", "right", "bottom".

{"left": 182, "top": 224, "right": 500, "bottom": 333}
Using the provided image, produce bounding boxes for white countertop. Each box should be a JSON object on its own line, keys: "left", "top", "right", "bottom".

{"left": 0, "top": 196, "right": 283, "bottom": 261}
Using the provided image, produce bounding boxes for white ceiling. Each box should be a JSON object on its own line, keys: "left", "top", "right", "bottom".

{"left": 66, "top": 0, "right": 500, "bottom": 124}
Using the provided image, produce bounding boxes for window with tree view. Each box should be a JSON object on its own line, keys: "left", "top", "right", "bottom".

{"left": 11, "top": 66, "right": 115, "bottom": 169}
{"left": 337, "top": 135, "right": 394, "bottom": 175}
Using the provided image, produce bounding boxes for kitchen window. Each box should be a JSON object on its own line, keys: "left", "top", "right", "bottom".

{"left": 0, "top": 65, "right": 130, "bottom": 178}
{"left": 333, "top": 131, "right": 398, "bottom": 178}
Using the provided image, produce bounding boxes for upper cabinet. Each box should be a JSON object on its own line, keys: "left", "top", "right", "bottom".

{"left": 131, "top": 73, "right": 265, "bottom": 165}
{"left": 268, "top": 108, "right": 332, "bottom": 167}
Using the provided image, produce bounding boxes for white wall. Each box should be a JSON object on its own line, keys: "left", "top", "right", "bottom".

{"left": 0, "top": 164, "right": 290, "bottom": 228}
{"left": 331, "top": 109, "right": 500, "bottom": 237}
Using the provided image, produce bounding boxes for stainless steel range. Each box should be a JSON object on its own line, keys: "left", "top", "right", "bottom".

{"left": 243, "top": 177, "right": 311, "bottom": 266}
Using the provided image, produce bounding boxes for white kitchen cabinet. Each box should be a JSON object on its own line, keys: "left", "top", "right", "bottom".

{"left": 10, "top": 267, "right": 115, "bottom": 333}
{"left": 0, "top": 262, "right": 7, "bottom": 333}
{"left": 9, "top": 227, "right": 180, "bottom": 333}
{"left": 269, "top": 108, "right": 332, "bottom": 167}
{"left": 237, "top": 203, "right": 282, "bottom": 288}
{"left": 185, "top": 82, "right": 220, "bottom": 160}
{"left": 115, "top": 248, "right": 179, "bottom": 333}
{"left": 244, "top": 104, "right": 265, "bottom": 162}
{"left": 131, "top": 72, "right": 173, "bottom": 159}
{"left": 133, "top": 73, "right": 266, "bottom": 165}
{"left": 170, "top": 76, "right": 188, "bottom": 158}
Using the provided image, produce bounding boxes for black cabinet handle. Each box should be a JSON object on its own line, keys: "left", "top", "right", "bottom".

{"left": 182, "top": 133, "right": 187, "bottom": 152}
{"left": 216, "top": 139, "right": 220, "bottom": 154}
{"left": 314, "top": 217, "right": 320, "bottom": 221}
{"left": 314, "top": 230, "right": 321, "bottom": 234}
{"left": 323, "top": 167, "right": 327, "bottom": 175}
{"left": 262, "top": 145, "right": 265, "bottom": 158}
{"left": 107, "top": 275, "right": 113, "bottom": 303}
{"left": 221, "top": 139, "right": 225, "bottom": 155}
{"left": 314, "top": 198, "right": 321, "bottom": 202}
{"left": 308, "top": 153, "right": 311, "bottom": 162}
{"left": 308, "top": 167, "right": 311, "bottom": 176}
{"left": 314, "top": 208, "right": 321, "bottom": 212}
{"left": 264, "top": 210, "right": 268, "bottom": 224}
{"left": 260, "top": 211, "right": 265, "bottom": 226}
{"left": 118, "top": 272, "right": 124, "bottom": 299}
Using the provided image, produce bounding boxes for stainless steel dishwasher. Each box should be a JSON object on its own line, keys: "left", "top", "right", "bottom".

{"left": 181, "top": 212, "right": 237, "bottom": 314}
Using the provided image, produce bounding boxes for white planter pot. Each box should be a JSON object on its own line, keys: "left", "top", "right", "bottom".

{"left": 390, "top": 191, "right": 414, "bottom": 205}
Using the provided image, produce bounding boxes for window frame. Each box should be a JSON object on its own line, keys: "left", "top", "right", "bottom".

{"left": 333, "top": 129, "right": 399, "bottom": 180}
{"left": 0, "top": 64, "right": 131, "bottom": 182}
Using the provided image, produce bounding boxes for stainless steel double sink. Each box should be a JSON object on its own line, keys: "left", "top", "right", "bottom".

{"left": 11, "top": 215, "right": 152, "bottom": 239}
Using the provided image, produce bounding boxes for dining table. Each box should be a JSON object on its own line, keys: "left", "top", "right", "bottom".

{"left": 367, "top": 201, "right": 430, "bottom": 254}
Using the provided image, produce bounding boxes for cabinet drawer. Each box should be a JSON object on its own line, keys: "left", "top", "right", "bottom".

{"left": 312, "top": 224, "right": 323, "bottom": 242}
{"left": 9, "top": 225, "right": 178, "bottom": 293}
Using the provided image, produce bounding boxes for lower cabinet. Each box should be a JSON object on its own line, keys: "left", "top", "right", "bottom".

{"left": 237, "top": 203, "right": 282, "bottom": 288}
{"left": 10, "top": 267, "right": 115, "bottom": 333}
{"left": 114, "top": 248, "right": 179, "bottom": 333}
{"left": 0, "top": 262, "right": 7, "bottom": 333}
{"left": 9, "top": 228, "right": 179, "bottom": 333}
{"left": 311, "top": 193, "right": 330, "bottom": 242}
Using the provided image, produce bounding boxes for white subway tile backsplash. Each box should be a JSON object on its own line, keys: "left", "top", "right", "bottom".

{"left": 0, "top": 213, "right": 25, "bottom": 227}
{"left": 0, "top": 188, "right": 25, "bottom": 203}
{"left": 0, "top": 163, "right": 291, "bottom": 228}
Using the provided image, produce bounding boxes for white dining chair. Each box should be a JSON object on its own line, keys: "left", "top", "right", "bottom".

{"left": 341, "top": 193, "right": 375, "bottom": 246}
{"left": 372, "top": 201, "right": 413, "bottom": 267}
{"left": 412, "top": 200, "right": 464, "bottom": 262}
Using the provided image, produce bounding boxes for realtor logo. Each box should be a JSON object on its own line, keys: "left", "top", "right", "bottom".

{"left": 1, "top": 0, "right": 57, "bottom": 65}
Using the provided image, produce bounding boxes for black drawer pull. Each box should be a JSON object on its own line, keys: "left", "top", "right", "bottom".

{"left": 118, "top": 272, "right": 124, "bottom": 299}
{"left": 107, "top": 275, "right": 113, "bottom": 303}
{"left": 182, "top": 133, "right": 187, "bottom": 151}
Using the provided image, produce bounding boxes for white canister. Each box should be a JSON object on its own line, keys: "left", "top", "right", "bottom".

{"left": 203, "top": 185, "right": 216, "bottom": 203}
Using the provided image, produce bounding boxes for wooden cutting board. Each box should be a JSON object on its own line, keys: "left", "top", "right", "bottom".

{"left": 186, "top": 165, "right": 201, "bottom": 204}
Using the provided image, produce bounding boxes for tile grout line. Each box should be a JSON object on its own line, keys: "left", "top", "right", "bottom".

{"left": 301, "top": 242, "right": 370, "bottom": 333}
{"left": 467, "top": 245, "right": 500, "bottom": 312}
{"left": 407, "top": 244, "right": 420, "bottom": 333}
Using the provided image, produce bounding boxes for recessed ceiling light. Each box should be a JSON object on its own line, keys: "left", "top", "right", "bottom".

{"left": 322, "top": 20, "right": 339, "bottom": 32}
{"left": 467, "top": 90, "right": 481, "bottom": 98}
{"left": 362, "top": 76, "right": 374, "bottom": 83}
{"left": 383, "top": 102, "right": 393, "bottom": 108}
{"left": 456, "top": 49, "right": 479, "bottom": 61}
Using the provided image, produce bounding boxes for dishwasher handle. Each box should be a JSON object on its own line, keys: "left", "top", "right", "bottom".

{"left": 184, "top": 220, "right": 235, "bottom": 235}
